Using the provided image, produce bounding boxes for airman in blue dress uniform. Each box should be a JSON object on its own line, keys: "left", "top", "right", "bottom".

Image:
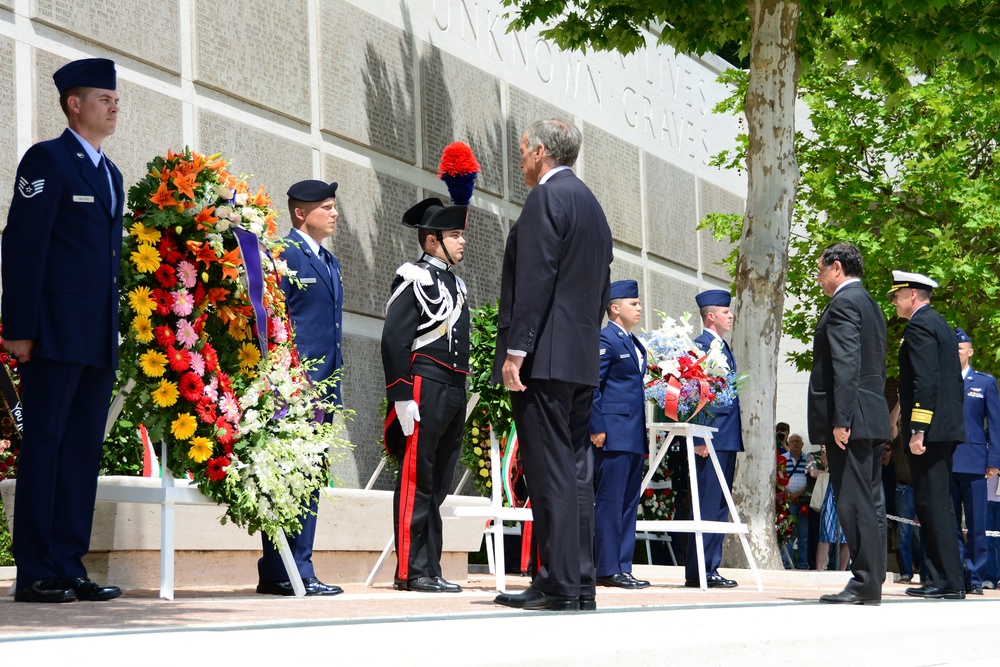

{"left": 2, "top": 58, "right": 124, "bottom": 603}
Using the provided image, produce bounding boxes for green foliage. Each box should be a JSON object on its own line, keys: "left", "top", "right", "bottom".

{"left": 101, "top": 417, "right": 144, "bottom": 476}
{"left": 460, "top": 300, "right": 513, "bottom": 498}
{"left": 785, "top": 46, "right": 1000, "bottom": 378}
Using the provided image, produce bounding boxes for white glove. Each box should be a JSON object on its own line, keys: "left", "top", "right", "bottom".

{"left": 395, "top": 400, "right": 421, "bottom": 436}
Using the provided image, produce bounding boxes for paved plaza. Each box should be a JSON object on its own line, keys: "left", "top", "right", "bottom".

{"left": 2, "top": 566, "right": 997, "bottom": 666}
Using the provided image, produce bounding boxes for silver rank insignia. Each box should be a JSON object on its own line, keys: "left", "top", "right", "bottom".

{"left": 17, "top": 176, "right": 45, "bottom": 198}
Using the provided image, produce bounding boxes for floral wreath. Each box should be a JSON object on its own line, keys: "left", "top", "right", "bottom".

{"left": 117, "top": 148, "right": 350, "bottom": 540}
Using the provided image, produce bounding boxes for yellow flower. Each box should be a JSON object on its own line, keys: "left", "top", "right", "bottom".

{"left": 187, "top": 436, "right": 213, "bottom": 463}
{"left": 151, "top": 379, "right": 179, "bottom": 407}
{"left": 139, "top": 349, "right": 168, "bottom": 377}
{"left": 129, "top": 221, "right": 161, "bottom": 244}
{"left": 237, "top": 342, "right": 261, "bottom": 371}
{"left": 128, "top": 286, "right": 156, "bottom": 317}
{"left": 132, "top": 315, "right": 154, "bottom": 343}
{"left": 131, "top": 243, "right": 161, "bottom": 273}
{"left": 479, "top": 468, "right": 489, "bottom": 477}
{"left": 171, "top": 413, "right": 198, "bottom": 440}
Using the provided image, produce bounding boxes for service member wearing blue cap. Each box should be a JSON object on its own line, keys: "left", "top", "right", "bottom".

{"left": 589, "top": 280, "right": 649, "bottom": 589}
{"left": 950, "top": 328, "right": 1000, "bottom": 595}
{"left": 256, "top": 180, "right": 344, "bottom": 597}
{"left": 809, "top": 243, "right": 891, "bottom": 605}
{"left": 381, "top": 197, "right": 470, "bottom": 593}
{"left": 2, "top": 58, "right": 123, "bottom": 602}
{"left": 890, "top": 269, "right": 967, "bottom": 599}
{"left": 685, "top": 288, "right": 743, "bottom": 589}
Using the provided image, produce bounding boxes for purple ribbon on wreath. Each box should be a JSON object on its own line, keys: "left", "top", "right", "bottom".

{"left": 231, "top": 226, "right": 269, "bottom": 358}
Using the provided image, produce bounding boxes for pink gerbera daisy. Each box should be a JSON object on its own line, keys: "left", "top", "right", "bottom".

{"left": 176, "top": 319, "right": 198, "bottom": 349}
{"left": 172, "top": 289, "right": 194, "bottom": 317}
{"left": 176, "top": 260, "right": 197, "bottom": 289}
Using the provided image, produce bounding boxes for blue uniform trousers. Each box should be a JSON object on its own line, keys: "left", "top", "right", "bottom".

{"left": 951, "top": 472, "right": 988, "bottom": 587}
{"left": 593, "top": 449, "right": 643, "bottom": 577}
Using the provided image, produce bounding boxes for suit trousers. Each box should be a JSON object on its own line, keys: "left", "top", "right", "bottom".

{"left": 13, "top": 358, "right": 114, "bottom": 587}
{"left": 825, "top": 438, "right": 886, "bottom": 598}
{"left": 393, "top": 376, "right": 465, "bottom": 581}
{"left": 685, "top": 449, "right": 737, "bottom": 580}
{"left": 512, "top": 379, "right": 596, "bottom": 597}
{"left": 593, "top": 449, "right": 643, "bottom": 577}
{"left": 951, "top": 472, "right": 987, "bottom": 587}
{"left": 909, "top": 443, "right": 965, "bottom": 591}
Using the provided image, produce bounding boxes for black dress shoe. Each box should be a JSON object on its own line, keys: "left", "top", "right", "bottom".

{"left": 819, "top": 589, "right": 880, "bottom": 606}
{"left": 596, "top": 573, "right": 639, "bottom": 589}
{"left": 494, "top": 585, "right": 580, "bottom": 611}
{"left": 967, "top": 584, "right": 984, "bottom": 596}
{"left": 624, "top": 572, "right": 651, "bottom": 589}
{"left": 685, "top": 573, "right": 738, "bottom": 589}
{"left": 303, "top": 577, "right": 343, "bottom": 596}
{"left": 905, "top": 584, "right": 932, "bottom": 598}
{"left": 579, "top": 594, "right": 597, "bottom": 611}
{"left": 69, "top": 577, "right": 122, "bottom": 602}
{"left": 393, "top": 576, "right": 457, "bottom": 593}
{"left": 434, "top": 576, "right": 462, "bottom": 592}
{"left": 921, "top": 586, "right": 966, "bottom": 600}
{"left": 14, "top": 577, "right": 76, "bottom": 603}
{"left": 257, "top": 580, "right": 296, "bottom": 596}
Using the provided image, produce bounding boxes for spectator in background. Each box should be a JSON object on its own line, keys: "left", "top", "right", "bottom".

{"left": 813, "top": 446, "right": 850, "bottom": 571}
{"left": 890, "top": 401, "right": 923, "bottom": 585}
{"left": 776, "top": 422, "right": 790, "bottom": 456}
{"left": 781, "top": 434, "right": 810, "bottom": 570}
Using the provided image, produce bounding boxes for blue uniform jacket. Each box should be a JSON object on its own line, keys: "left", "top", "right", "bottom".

{"left": 953, "top": 367, "right": 1000, "bottom": 474}
{"left": 590, "top": 323, "right": 647, "bottom": 455}
{"left": 693, "top": 330, "right": 743, "bottom": 452}
{"left": 1, "top": 129, "right": 123, "bottom": 369}
{"left": 280, "top": 231, "right": 343, "bottom": 405}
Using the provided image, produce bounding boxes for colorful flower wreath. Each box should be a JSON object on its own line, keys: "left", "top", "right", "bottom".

{"left": 117, "top": 148, "right": 350, "bottom": 539}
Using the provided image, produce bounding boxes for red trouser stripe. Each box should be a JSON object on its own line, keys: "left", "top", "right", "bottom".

{"left": 396, "top": 375, "right": 422, "bottom": 580}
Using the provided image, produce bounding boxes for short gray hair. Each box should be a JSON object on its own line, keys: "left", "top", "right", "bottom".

{"left": 524, "top": 119, "right": 581, "bottom": 168}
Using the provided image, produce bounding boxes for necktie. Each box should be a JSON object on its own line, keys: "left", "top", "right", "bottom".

{"left": 99, "top": 154, "right": 115, "bottom": 212}
{"left": 319, "top": 246, "right": 335, "bottom": 280}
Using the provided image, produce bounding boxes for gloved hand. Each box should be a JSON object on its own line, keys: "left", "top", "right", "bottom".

{"left": 395, "top": 400, "right": 421, "bottom": 436}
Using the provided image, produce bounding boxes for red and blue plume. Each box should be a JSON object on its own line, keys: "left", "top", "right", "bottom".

{"left": 438, "top": 142, "right": 480, "bottom": 206}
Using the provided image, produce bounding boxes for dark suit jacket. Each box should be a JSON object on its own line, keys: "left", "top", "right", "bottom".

{"left": 280, "top": 230, "right": 343, "bottom": 405}
{"left": 2, "top": 129, "right": 123, "bottom": 369}
{"left": 694, "top": 330, "right": 744, "bottom": 452}
{"left": 807, "top": 281, "right": 891, "bottom": 444}
{"left": 491, "top": 169, "right": 612, "bottom": 385}
{"left": 899, "top": 304, "right": 965, "bottom": 443}
{"left": 953, "top": 367, "right": 1000, "bottom": 474}
{"left": 590, "top": 323, "right": 646, "bottom": 455}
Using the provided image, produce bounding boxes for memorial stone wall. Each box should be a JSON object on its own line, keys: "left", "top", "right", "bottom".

{"left": 0, "top": 0, "right": 748, "bottom": 489}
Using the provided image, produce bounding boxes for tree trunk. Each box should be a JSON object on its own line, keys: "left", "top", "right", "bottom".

{"left": 723, "top": 0, "right": 801, "bottom": 570}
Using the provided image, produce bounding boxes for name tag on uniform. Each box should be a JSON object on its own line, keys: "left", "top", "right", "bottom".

{"left": 301, "top": 278, "right": 317, "bottom": 284}
{"left": 620, "top": 353, "right": 631, "bottom": 359}
{"left": 73, "top": 195, "right": 95, "bottom": 203}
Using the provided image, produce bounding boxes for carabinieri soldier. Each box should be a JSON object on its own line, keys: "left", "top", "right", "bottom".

{"left": 381, "top": 197, "right": 470, "bottom": 593}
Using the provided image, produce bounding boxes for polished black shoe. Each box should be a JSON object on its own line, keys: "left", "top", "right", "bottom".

{"left": 393, "top": 576, "right": 458, "bottom": 593}
{"left": 922, "top": 586, "right": 966, "bottom": 600}
{"left": 579, "top": 594, "right": 597, "bottom": 611}
{"left": 303, "top": 577, "right": 344, "bottom": 596}
{"left": 685, "top": 573, "right": 738, "bottom": 589}
{"left": 14, "top": 577, "right": 77, "bottom": 603}
{"left": 434, "top": 576, "right": 462, "bottom": 593}
{"left": 819, "top": 589, "right": 880, "bottom": 606}
{"left": 624, "top": 572, "right": 651, "bottom": 589}
{"left": 905, "top": 584, "right": 932, "bottom": 598}
{"left": 494, "top": 585, "right": 580, "bottom": 611}
{"left": 69, "top": 577, "right": 122, "bottom": 602}
{"left": 257, "top": 579, "right": 296, "bottom": 596}
{"left": 967, "top": 583, "right": 984, "bottom": 596}
{"left": 597, "top": 573, "right": 640, "bottom": 589}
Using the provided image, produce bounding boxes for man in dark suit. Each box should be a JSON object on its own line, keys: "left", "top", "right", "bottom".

{"left": 2, "top": 58, "right": 124, "bottom": 603}
{"left": 492, "top": 119, "right": 613, "bottom": 612}
{"left": 256, "top": 179, "right": 344, "bottom": 597}
{"left": 808, "top": 242, "right": 891, "bottom": 606}
{"left": 951, "top": 327, "right": 1000, "bottom": 596}
{"left": 590, "top": 280, "right": 649, "bottom": 590}
{"left": 890, "top": 270, "right": 967, "bottom": 600}
{"left": 685, "top": 288, "right": 742, "bottom": 589}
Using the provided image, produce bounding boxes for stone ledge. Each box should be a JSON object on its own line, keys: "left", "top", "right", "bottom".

{"left": 1, "top": 477, "right": 489, "bottom": 589}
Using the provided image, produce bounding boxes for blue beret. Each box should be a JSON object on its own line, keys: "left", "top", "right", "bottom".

{"left": 287, "top": 180, "right": 337, "bottom": 202}
{"left": 53, "top": 58, "right": 116, "bottom": 94}
{"left": 696, "top": 289, "right": 731, "bottom": 309}
{"left": 610, "top": 280, "right": 639, "bottom": 300}
{"left": 956, "top": 327, "right": 972, "bottom": 344}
